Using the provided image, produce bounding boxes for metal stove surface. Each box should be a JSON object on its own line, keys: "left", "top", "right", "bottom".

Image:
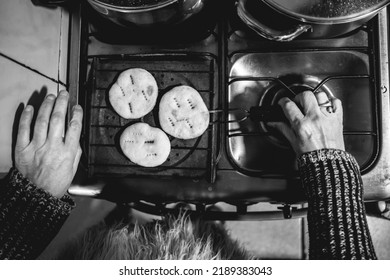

{"left": 228, "top": 51, "right": 375, "bottom": 175}
{"left": 67, "top": 0, "right": 390, "bottom": 208}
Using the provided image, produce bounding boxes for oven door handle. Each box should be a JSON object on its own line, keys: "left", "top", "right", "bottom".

{"left": 67, "top": 184, "right": 308, "bottom": 221}
{"left": 68, "top": 183, "right": 104, "bottom": 198}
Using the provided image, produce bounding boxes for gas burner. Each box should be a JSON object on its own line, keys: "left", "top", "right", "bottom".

{"left": 259, "top": 74, "right": 334, "bottom": 148}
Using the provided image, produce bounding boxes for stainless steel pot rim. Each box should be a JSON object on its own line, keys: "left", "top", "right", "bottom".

{"left": 260, "top": 0, "right": 390, "bottom": 24}
{"left": 90, "top": 0, "right": 177, "bottom": 12}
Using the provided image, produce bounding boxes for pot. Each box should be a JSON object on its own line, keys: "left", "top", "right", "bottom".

{"left": 87, "top": 0, "right": 207, "bottom": 28}
{"left": 238, "top": 0, "right": 390, "bottom": 41}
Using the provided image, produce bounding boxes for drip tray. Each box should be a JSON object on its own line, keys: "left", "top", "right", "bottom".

{"left": 228, "top": 50, "right": 378, "bottom": 176}
{"left": 85, "top": 54, "right": 219, "bottom": 181}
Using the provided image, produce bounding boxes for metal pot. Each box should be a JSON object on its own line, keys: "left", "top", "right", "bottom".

{"left": 87, "top": 0, "right": 207, "bottom": 28}
{"left": 238, "top": 0, "right": 390, "bottom": 41}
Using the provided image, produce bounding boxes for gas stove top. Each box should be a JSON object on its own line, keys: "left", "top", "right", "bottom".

{"left": 67, "top": 0, "right": 390, "bottom": 213}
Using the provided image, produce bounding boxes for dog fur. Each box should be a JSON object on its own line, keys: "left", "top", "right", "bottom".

{"left": 57, "top": 213, "right": 253, "bottom": 260}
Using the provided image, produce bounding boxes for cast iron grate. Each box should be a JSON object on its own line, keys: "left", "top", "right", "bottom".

{"left": 85, "top": 53, "right": 219, "bottom": 182}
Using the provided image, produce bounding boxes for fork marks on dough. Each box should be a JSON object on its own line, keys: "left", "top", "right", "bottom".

{"left": 142, "top": 90, "right": 148, "bottom": 101}
{"left": 119, "top": 85, "right": 126, "bottom": 97}
{"left": 128, "top": 102, "right": 133, "bottom": 114}
{"left": 187, "top": 99, "right": 196, "bottom": 110}
{"left": 173, "top": 98, "right": 181, "bottom": 108}
{"left": 168, "top": 117, "right": 175, "bottom": 127}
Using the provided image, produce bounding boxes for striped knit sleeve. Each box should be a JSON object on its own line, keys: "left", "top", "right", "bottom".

{"left": 297, "top": 149, "right": 376, "bottom": 260}
{"left": 0, "top": 168, "right": 74, "bottom": 259}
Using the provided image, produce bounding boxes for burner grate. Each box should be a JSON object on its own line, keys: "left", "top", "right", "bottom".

{"left": 84, "top": 53, "right": 220, "bottom": 182}
{"left": 227, "top": 74, "right": 374, "bottom": 138}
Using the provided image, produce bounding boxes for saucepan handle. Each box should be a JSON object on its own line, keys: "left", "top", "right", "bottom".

{"left": 32, "top": 0, "right": 75, "bottom": 6}
{"left": 237, "top": 0, "right": 312, "bottom": 42}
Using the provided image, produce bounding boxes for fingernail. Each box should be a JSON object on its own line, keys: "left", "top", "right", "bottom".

{"left": 46, "top": 94, "right": 55, "bottom": 100}
{"left": 25, "top": 105, "right": 32, "bottom": 112}
{"left": 73, "top": 104, "right": 82, "bottom": 111}
{"left": 60, "top": 90, "right": 69, "bottom": 96}
{"left": 70, "top": 120, "right": 79, "bottom": 128}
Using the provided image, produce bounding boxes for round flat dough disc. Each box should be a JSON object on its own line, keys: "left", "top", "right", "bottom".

{"left": 159, "top": 85, "right": 210, "bottom": 140}
{"left": 120, "top": 123, "right": 171, "bottom": 167}
{"left": 109, "top": 68, "right": 158, "bottom": 119}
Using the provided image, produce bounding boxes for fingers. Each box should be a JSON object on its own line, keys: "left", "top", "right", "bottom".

{"left": 32, "top": 94, "right": 56, "bottom": 147}
{"left": 16, "top": 105, "right": 34, "bottom": 150}
{"left": 65, "top": 105, "right": 83, "bottom": 151}
{"left": 330, "top": 97, "right": 343, "bottom": 115}
{"left": 294, "top": 91, "right": 319, "bottom": 114}
{"left": 315, "top": 92, "right": 331, "bottom": 106}
{"left": 278, "top": 97, "right": 304, "bottom": 125}
{"left": 72, "top": 146, "right": 82, "bottom": 177}
{"left": 48, "top": 90, "right": 69, "bottom": 141}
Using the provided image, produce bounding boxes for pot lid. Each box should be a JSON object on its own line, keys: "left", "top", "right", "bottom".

{"left": 263, "top": 0, "right": 390, "bottom": 22}
{"left": 94, "top": 0, "right": 174, "bottom": 10}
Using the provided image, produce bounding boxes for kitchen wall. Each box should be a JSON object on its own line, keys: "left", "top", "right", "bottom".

{"left": 0, "top": 1, "right": 117, "bottom": 260}
{"left": 0, "top": 0, "right": 68, "bottom": 174}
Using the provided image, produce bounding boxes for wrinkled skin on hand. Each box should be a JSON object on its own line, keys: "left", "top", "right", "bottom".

{"left": 269, "top": 90, "right": 345, "bottom": 156}
{"left": 15, "top": 90, "right": 83, "bottom": 198}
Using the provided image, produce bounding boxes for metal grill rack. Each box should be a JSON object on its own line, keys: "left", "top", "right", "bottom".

{"left": 85, "top": 53, "right": 220, "bottom": 182}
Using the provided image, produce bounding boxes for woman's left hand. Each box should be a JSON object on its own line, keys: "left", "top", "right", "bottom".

{"left": 14, "top": 90, "right": 83, "bottom": 198}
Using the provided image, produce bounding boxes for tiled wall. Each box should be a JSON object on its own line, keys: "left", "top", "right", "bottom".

{"left": 0, "top": 0, "right": 68, "bottom": 173}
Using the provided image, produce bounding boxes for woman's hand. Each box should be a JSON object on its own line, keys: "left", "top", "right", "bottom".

{"left": 14, "top": 90, "right": 83, "bottom": 198}
{"left": 270, "top": 91, "right": 345, "bottom": 156}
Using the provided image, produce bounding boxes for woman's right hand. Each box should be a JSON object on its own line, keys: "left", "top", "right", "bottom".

{"left": 269, "top": 91, "right": 345, "bottom": 156}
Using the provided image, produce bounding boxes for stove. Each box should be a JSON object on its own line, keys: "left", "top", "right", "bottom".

{"left": 67, "top": 0, "right": 390, "bottom": 219}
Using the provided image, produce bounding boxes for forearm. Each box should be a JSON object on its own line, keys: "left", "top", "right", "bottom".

{"left": 298, "top": 149, "right": 376, "bottom": 259}
{"left": 0, "top": 168, "right": 74, "bottom": 259}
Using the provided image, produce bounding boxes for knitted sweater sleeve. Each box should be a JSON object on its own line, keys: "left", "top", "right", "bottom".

{"left": 297, "top": 149, "right": 376, "bottom": 260}
{"left": 0, "top": 168, "right": 74, "bottom": 259}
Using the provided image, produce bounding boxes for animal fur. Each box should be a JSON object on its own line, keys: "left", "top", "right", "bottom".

{"left": 57, "top": 213, "right": 253, "bottom": 260}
